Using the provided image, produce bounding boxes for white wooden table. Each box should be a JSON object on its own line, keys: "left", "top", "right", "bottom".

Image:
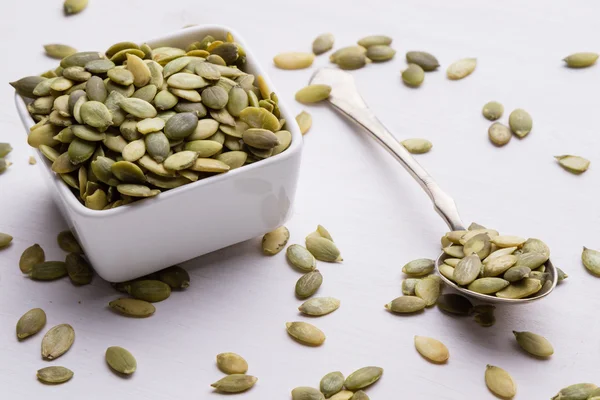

{"left": 1, "top": 0, "right": 599, "bottom": 398}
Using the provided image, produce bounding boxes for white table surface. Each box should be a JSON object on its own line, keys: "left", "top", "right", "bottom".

{"left": 1, "top": 0, "right": 599, "bottom": 398}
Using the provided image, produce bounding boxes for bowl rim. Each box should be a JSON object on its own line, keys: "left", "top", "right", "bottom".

{"left": 14, "top": 24, "right": 303, "bottom": 218}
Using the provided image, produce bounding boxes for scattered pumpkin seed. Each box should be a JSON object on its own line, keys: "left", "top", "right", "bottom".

{"left": 401, "top": 138, "right": 432, "bottom": 154}
{"left": 508, "top": 109, "right": 532, "bottom": 138}
{"left": 57, "top": 230, "right": 82, "bottom": 253}
{"left": 295, "top": 270, "right": 323, "bottom": 298}
{"left": 447, "top": 58, "right": 477, "bottom": 80}
{"left": 405, "top": 51, "right": 439, "bottom": 71}
{"left": 551, "top": 383, "right": 598, "bottom": 400}
{"left": 109, "top": 297, "right": 156, "bottom": 317}
{"left": 330, "top": 391, "right": 354, "bottom": 400}
{"left": 306, "top": 236, "right": 342, "bottom": 262}
{"left": 42, "top": 324, "right": 75, "bottom": 360}
{"left": 385, "top": 296, "right": 426, "bottom": 313}
{"left": 485, "top": 365, "right": 516, "bottom": 399}
{"left": 216, "top": 352, "right": 248, "bottom": 375}
{"left": 44, "top": 44, "right": 77, "bottom": 60}
{"left": 106, "top": 346, "right": 137, "bottom": 375}
{"left": 488, "top": 122, "right": 512, "bottom": 146}
{"left": 415, "top": 276, "right": 441, "bottom": 306}
{"left": 37, "top": 366, "right": 73, "bottom": 384}
{"left": 555, "top": 155, "right": 590, "bottom": 174}
{"left": 357, "top": 35, "right": 392, "bottom": 48}
{"left": 513, "top": 331, "right": 554, "bottom": 357}
{"left": 19, "top": 244, "right": 45, "bottom": 273}
{"left": 563, "top": 52, "right": 599, "bottom": 68}
{"left": 313, "top": 33, "right": 335, "bottom": 55}
{"left": 295, "top": 84, "right": 332, "bottom": 104}
{"left": 292, "top": 387, "right": 325, "bottom": 400}
{"left": 262, "top": 226, "right": 290, "bottom": 255}
{"left": 274, "top": 52, "right": 315, "bottom": 70}
{"left": 366, "top": 45, "right": 396, "bottom": 62}
{"left": 158, "top": 265, "right": 190, "bottom": 289}
{"left": 482, "top": 101, "right": 504, "bottom": 121}
{"left": 286, "top": 321, "right": 326, "bottom": 346}
{"left": 582, "top": 247, "right": 600, "bottom": 275}
{"left": 402, "top": 64, "right": 425, "bottom": 87}
{"left": 320, "top": 371, "right": 344, "bottom": 397}
{"left": 298, "top": 297, "right": 340, "bottom": 316}
{"left": 296, "top": 111, "right": 312, "bottom": 135}
{"left": 287, "top": 244, "right": 317, "bottom": 272}
{"left": 29, "top": 261, "right": 68, "bottom": 280}
{"left": 16, "top": 308, "right": 47, "bottom": 340}
{"left": 127, "top": 280, "right": 171, "bottom": 302}
{"left": 344, "top": 366, "right": 383, "bottom": 391}
{"left": 414, "top": 336, "right": 449, "bottom": 363}
{"left": 63, "top": 0, "right": 88, "bottom": 15}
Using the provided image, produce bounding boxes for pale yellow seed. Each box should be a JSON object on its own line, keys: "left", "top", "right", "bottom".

{"left": 273, "top": 52, "right": 315, "bottom": 70}
{"left": 414, "top": 336, "right": 449, "bottom": 363}
{"left": 447, "top": 58, "right": 477, "bottom": 80}
{"left": 485, "top": 365, "right": 516, "bottom": 399}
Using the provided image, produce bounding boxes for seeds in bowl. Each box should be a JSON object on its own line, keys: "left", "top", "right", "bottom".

{"left": 13, "top": 33, "right": 292, "bottom": 210}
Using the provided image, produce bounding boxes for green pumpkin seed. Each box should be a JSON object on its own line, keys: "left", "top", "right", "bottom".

{"left": 51, "top": 152, "right": 78, "bottom": 174}
{"left": 42, "top": 324, "right": 75, "bottom": 360}
{"left": 357, "top": 35, "right": 392, "bottom": 48}
{"left": 121, "top": 139, "right": 146, "bottom": 162}
{"left": 345, "top": 366, "right": 383, "bottom": 391}
{"left": 167, "top": 73, "right": 208, "bottom": 90}
{"left": 306, "top": 236, "right": 342, "bottom": 262}
{"left": 37, "top": 366, "right": 74, "bottom": 384}
{"left": 295, "top": 84, "right": 332, "bottom": 104}
{"left": 210, "top": 42, "right": 239, "bottom": 64}
{"left": 405, "top": 51, "right": 439, "bottom": 71}
{"left": 29, "top": 261, "right": 68, "bottom": 280}
{"left": 402, "top": 258, "right": 435, "bottom": 276}
{"left": 482, "top": 101, "right": 504, "bottom": 121}
{"left": 64, "top": 0, "right": 88, "bottom": 14}
{"left": 447, "top": 58, "right": 477, "bottom": 80}
{"left": 85, "top": 59, "right": 115, "bottom": 74}
{"left": 296, "top": 111, "right": 312, "bottom": 135}
{"left": 272, "top": 130, "right": 292, "bottom": 155}
{"left": 120, "top": 118, "right": 141, "bottom": 141}
{"left": 436, "top": 293, "right": 473, "bottom": 315}
{"left": 513, "top": 331, "right": 553, "bottom": 357}
{"left": 126, "top": 280, "right": 171, "bottom": 302}
{"left": 117, "top": 184, "right": 160, "bottom": 198}
{"left": 163, "top": 150, "right": 198, "bottom": 170}
{"left": 551, "top": 383, "right": 598, "bottom": 400}
{"left": 211, "top": 374, "right": 257, "bottom": 393}
{"left": 286, "top": 244, "right": 316, "bottom": 272}
{"left": 503, "top": 265, "right": 531, "bottom": 282}
{"left": 10, "top": 76, "right": 46, "bottom": 98}
{"left": 57, "top": 230, "right": 82, "bottom": 253}
{"left": 215, "top": 151, "right": 247, "bottom": 169}
{"left": 85, "top": 188, "right": 108, "bottom": 209}
{"left": 440, "top": 264, "right": 455, "bottom": 281}
{"left": 273, "top": 52, "right": 315, "bottom": 69}
{"left": 71, "top": 125, "right": 105, "bottom": 142}
{"left": 514, "top": 252, "right": 548, "bottom": 270}
{"left": 28, "top": 124, "right": 60, "bottom": 148}
{"left": 402, "top": 278, "right": 421, "bottom": 295}
{"left": 184, "top": 140, "right": 223, "bottom": 157}
{"left": 185, "top": 119, "right": 218, "bottom": 141}
{"left": 555, "top": 155, "right": 590, "bottom": 174}
{"left": 106, "top": 79, "right": 135, "bottom": 97}
{"left": 242, "top": 128, "right": 279, "bottom": 149}
{"left": 521, "top": 238, "right": 550, "bottom": 257}
{"left": 415, "top": 276, "right": 441, "bottom": 306}
{"left": 335, "top": 50, "right": 368, "bottom": 70}
{"left": 487, "top": 122, "right": 512, "bottom": 146}
{"left": 351, "top": 391, "right": 369, "bottom": 400}
{"left": 496, "top": 278, "right": 541, "bottom": 299}
{"left": 39, "top": 145, "right": 60, "bottom": 163}
{"left": 563, "top": 52, "right": 599, "bottom": 68}
{"left": 106, "top": 346, "right": 137, "bottom": 375}
{"left": 443, "top": 245, "right": 465, "bottom": 258}
{"left": 145, "top": 132, "right": 170, "bottom": 163}
{"left": 366, "top": 45, "right": 396, "bottom": 62}
{"left": 111, "top": 160, "right": 146, "bottom": 184}
{"left": 556, "top": 267, "right": 568, "bottom": 283}
{"left": 467, "top": 278, "right": 509, "bottom": 294}
{"left": 320, "top": 371, "right": 344, "bottom": 398}
{"left": 402, "top": 64, "right": 425, "bottom": 87}
{"left": 118, "top": 97, "right": 157, "bottom": 118}
{"left": 463, "top": 233, "right": 491, "bottom": 259}
{"left": 582, "top": 246, "right": 600, "bottom": 275}
{"left": 132, "top": 84, "right": 157, "bottom": 103}
{"left": 154, "top": 90, "right": 179, "bottom": 110}
{"left": 201, "top": 86, "right": 229, "bottom": 109}
{"left": 485, "top": 365, "right": 516, "bottom": 399}
{"left": 401, "top": 138, "right": 433, "bottom": 155}
{"left": 453, "top": 254, "right": 481, "bottom": 285}
{"left": 216, "top": 352, "right": 248, "bottom": 375}
{"left": 330, "top": 391, "right": 354, "bottom": 400}
{"left": 16, "top": 308, "right": 47, "bottom": 340}
{"left": 31, "top": 96, "right": 54, "bottom": 114}
{"left": 125, "top": 53, "right": 151, "bottom": 87}
{"left": 65, "top": 253, "right": 92, "bottom": 285}
{"left": 508, "top": 109, "right": 532, "bottom": 138}
{"left": 62, "top": 66, "right": 91, "bottom": 82}
{"left": 491, "top": 235, "right": 526, "bottom": 248}
{"left": 83, "top": 77, "right": 106, "bottom": 103}
{"left": 190, "top": 158, "right": 230, "bottom": 173}
{"left": 195, "top": 62, "right": 221, "bottom": 80}
{"left": 170, "top": 87, "right": 201, "bottom": 102}
{"left": 109, "top": 297, "right": 155, "bottom": 318}
{"left": 295, "top": 270, "right": 323, "bottom": 298}
{"left": 286, "top": 321, "right": 325, "bottom": 346}
{"left": 0, "top": 143, "right": 12, "bottom": 157}
{"left": 313, "top": 33, "right": 335, "bottom": 55}
{"left": 385, "top": 296, "right": 426, "bottom": 313}
{"left": 80, "top": 101, "right": 112, "bottom": 130}
{"left": 414, "top": 336, "right": 449, "bottom": 363}
{"left": 226, "top": 86, "right": 249, "bottom": 117}
{"left": 483, "top": 254, "right": 517, "bottom": 277}
{"left": 108, "top": 68, "right": 134, "bottom": 86}
{"left": 164, "top": 112, "right": 198, "bottom": 140}
{"left": 19, "top": 243, "right": 46, "bottom": 274}
{"left": 298, "top": 297, "right": 340, "bottom": 317}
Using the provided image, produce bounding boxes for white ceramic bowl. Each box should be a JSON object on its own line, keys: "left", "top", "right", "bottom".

{"left": 14, "top": 25, "right": 303, "bottom": 282}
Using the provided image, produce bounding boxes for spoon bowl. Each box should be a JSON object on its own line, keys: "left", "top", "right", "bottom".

{"left": 309, "top": 67, "right": 557, "bottom": 304}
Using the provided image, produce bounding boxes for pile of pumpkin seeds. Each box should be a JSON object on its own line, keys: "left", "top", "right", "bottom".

{"left": 211, "top": 352, "right": 257, "bottom": 393}
{"left": 292, "top": 366, "right": 383, "bottom": 399}
{"left": 11, "top": 32, "right": 291, "bottom": 210}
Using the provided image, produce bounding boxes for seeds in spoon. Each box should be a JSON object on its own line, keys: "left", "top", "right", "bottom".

{"left": 453, "top": 254, "right": 481, "bottom": 285}
{"left": 491, "top": 235, "right": 526, "bottom": 248}
{"left": 447, "top": 58, "right": 476, "bottom": 80}
{"left": 513, "top": 331, "right": 554, "bottom": 357}
{"left": 402, "top": 64, "right": 425, "bottom": 87}
{"left": 563, "top": 52, "right": 599, "bottom": 68}
{"left": 482, "top": 101, "right": 504, "bottom": 121}
{"left": 555, "top": 155, "right": 590, "bottom": 174}
{"left": 496, "top": 278, "right": 542, "bottom": 299}
{"left": 414, "top": 336, "right": 449, "bottom": 363}
{"left": 485, "top": 365, "right": 516, "bottom": 399}
{"left": 463, "top": 233, "right": 491, "bottom": 259}
{"left": 401, "top": 138, "right": 432, "bottom": 154}
{"left": 402, "top": 278, "right": 421, "bottom": 295}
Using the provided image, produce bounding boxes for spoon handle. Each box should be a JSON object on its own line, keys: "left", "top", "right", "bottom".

{"left": 322, "top": 69, "right": 464, "bottom": 231}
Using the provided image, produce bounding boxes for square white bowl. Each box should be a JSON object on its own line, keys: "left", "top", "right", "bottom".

{"left": 14, "top": 25, "right": 303, "bottom": 282}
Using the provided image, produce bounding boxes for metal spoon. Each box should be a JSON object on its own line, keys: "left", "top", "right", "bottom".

{"left": 309, "top": 67, "right": 556, "bottom": 304}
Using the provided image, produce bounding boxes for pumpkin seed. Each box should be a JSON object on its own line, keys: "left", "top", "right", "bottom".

{"left": 453, "top": 255, "right": 481, "bottom": 285}
{"left": 106, "top": 346, "right": 137, "bottom": 375}
{"left": 121, "top": 139, "right": 145, "bottom": 162}
{"left": 63, "top": 66, "right": 91, "bottom": 82}
{"left": 557, "top": 267, "right": 568, "bottom": 282}
{"left": 29, "top": 261, "right": 68, "bottom": 280}
{"left": 85, "top": 188, "right": 108, "bottom": 209}
{"left": 358, "top": 35, "right": 392, "bottom": 48}
{"left": 345, "top": 366, "right": 383, "bottom": 391}
{"left": 190, "top": 158, "right": 230, "bottom": 173}
{"left": 306, "top": 236, "right": 342, "bottom": 262}
{"left": 64, "top": 0, "right": 88, "bottom": 14}
{"left": 401, "top": 138, "right": 431, "bottom": 154}
{"left": 168, "top": 73, "right": 208, "bottom": 90}
{"left": 320, "top": 371, "right": 344, "bottom": 398}
{"left": 299, "top": 297, "right": 340, "bottom": 316}
{"left": 127, "top": 280, "right": 171, "bottom": 302}
{"left": 126, "top": 53, "right": 151, "bottom": 87}
{"left": 109, "top": 298, "right": 155, "bottom": 317}
{"left": 483, "top": 255, "right": 517, "bottom": 277}
{"left": 80, "top": 101, "right": 112, "bottom": 131}
{"left": 414, "top": 336, "right": 449, "bottom": 363}
{"left": 295, "top": 84, "right": 332, "bottom": 104}
{"left": 563, "top": 52, "right": 599, "bottom": 68}
{"left": 443, "top": 245, "right": 465, "bottom": 258}
{"left": 402, "top": 64, "right": 425, "bottom": 87}
{"left": 65, "top": 253, "right": 92, "bottom": 285}
{"left": 243, "top": 128, "right": 279, "bottom": 149}
{"left": 16, "top": 308, "right": 47, "bottom": 340}
{"left": 330, "top": 391, "right": 354, "bottom": 400}
{"left": 42, "top": 324, "right": 75, "bottom": 360}
{"left": 482, "top": 101, "right": 504, "bottom": 121}
{"left": 286, "top": 244, "right": 316, "bottom": 272}
{"left": 444, "top": 258, "right": 460, "bottom": 267}
{"left": 514, "top": 252, "right": 548, "bottom": 270}
{"left": 0, "top": 143, "right": 12, "bottom": 157}
{"left": 385, "top": 296, "right": 426, "bottom": 313}
{"left": 496, "top": 278, "right": 541, "bottom": 299}
{"left": 503, "top": 266, "right": 531, "bottom": 282}
{"left": 164, "top": 112, "right": 198, "bottom": 140}
{"left": 132, "top": 84, "right": 157, "bottom": 102}
{"left": 366, "top": 45, "right": 396, "bottom": 62}
{"left": 513, "top": 331, "right": 553, "bottom": 357}
{"left": 226, "top": 86, "right": 249, "bottom": 117}
{"left": 491, "top": 235, "right": 526, "bottom": 248}
{"left": 485, "top": 365, "right": 516, "bottom": 399}
{"left": 111, "top": 160, "right": 146, "bottom": 183}
{"left": 286, "top": 321, "right": 326, "bottom": 346}
{"left": 521, "top": 238, "right": 550, "bottom": 257}
{"left": 216, "top": 352, "right": 248, "bottom": 375}
{"left": 163, "top": 151, "right": 198, "bottom": 170}
{"left": 37, "top": 366, "right": 73, "bottom": 384}
{"left": 239, "top": 107, "right": 278, "bottom": 131}
{"left": 261, "top": 226, "right": 290, "bottom": 255}
{"left": 488, "top": 122, "right": 512, "bottom": 146}
{"left": 463, "top": 233, "right": 492, "bottom": 259}
{"left": 108, "top": 68, "right": 134, "bottom": 86}
{"left": 292, "top": 387, "right": 325, "bottom": 400}
{"left": 436, "top": 293, "right": 473, "bottom": 315}
{"left": 295, "top": 270, "right": 323, "bottom": 298}
{"left": 468, "top": 278, "right": 509, "bottom": 294}
{"left": 405, "top": 51, "right": 439, "bottom": 71}
{"left": 508, "top": 109, "right": 532, "bottom": 138}
{"left": 582, "top": 246, "right": 600, "bottom": 275}
{"left": 555, "top": 155, "right": 590, "bottom": 174}
{"left": 118, "top": 97, "right": 157, "bottom": 118}
{"left": 85, "top": 59, "right": 115, "bottom": 74}
{"left": 313, "top": 33, "right": 335, "bottom": 55}
{"left": 11, "top": 76, "right": 46, "bottom": 98}
{"left": 295, "top": 111, "right": 312, "bottom": 135}
{"left": 273, "top": 52, "right": 315, "bottom": 69}
{"left": 402, "top": 278, "right": 420, "bottom": 295}
{"left": 447, "top": 58, "right": 477, "bottom": 80}
{"left": 439, "top": 264, "right": 455, "bottom": 281}
{"left": 188, "top": 118, "right": 219, "bottom": 140}
{"left": 19, "top": 244, "right": 46, "bottom": 273}
{"left": 551, "top": 383, "right": 598, "bottom": 400}
{"left": 415, "top": 276, "right": 441, "bottom": 306}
